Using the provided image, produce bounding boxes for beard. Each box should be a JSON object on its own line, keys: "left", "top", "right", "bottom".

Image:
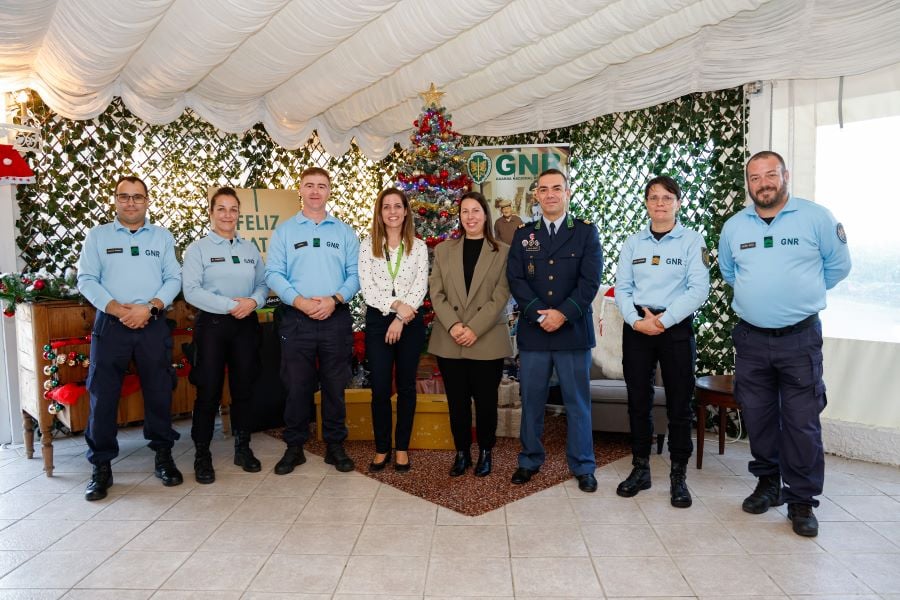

{"left": 749, "top": 182, "right": 788, "bottom": 209}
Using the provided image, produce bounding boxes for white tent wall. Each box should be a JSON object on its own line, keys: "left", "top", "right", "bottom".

{"left": 748, "top": 62, "right": 900, "bottom": 465}
{"left": 0, "top": 93, "right": 23, "bottom": 446}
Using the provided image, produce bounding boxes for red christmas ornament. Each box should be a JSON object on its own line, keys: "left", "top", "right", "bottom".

{"left": 2, "top": 309, "right": 14, "bottom": 318}
{"left": 33, "top": 279, "right": 45, "bottom": 291}
{"left": 439, "top": 210, "right": 449, "bottom": 218}
{"left": 67, "top": 351, "right": 77, "bottom": 360}
{"left": 429, "top": 144, "right": 438, "bottom": 153}
{"left": 418, "top": 207, "right": 427, "bottom": 216}
{"left": 413, "top": 120, "right": 419, "bottom": 127}
{"left": 440, "top": 169, "right": 448, "bottom": 179}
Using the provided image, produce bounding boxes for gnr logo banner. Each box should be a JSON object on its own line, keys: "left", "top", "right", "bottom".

{"left": 464, "top": 144, "right": 570, "bottom": 223}
{"left": 206, "top": 188, "right": 298, "bottom": 260}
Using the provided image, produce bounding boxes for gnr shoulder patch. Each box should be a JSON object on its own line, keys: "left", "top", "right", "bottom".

{"left": 836, "top": 223, "right": 847, "bottom": 243}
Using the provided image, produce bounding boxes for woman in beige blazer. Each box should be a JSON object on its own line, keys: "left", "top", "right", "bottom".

{"left": 428, "top": 191, "right": 513, "bottom": 477}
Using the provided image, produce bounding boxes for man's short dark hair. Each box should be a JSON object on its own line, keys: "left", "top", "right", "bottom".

{"left": 746, "top": 151, "right": 787, "bottom": 177}
{"left": 537, "top": 168, "right": 568, "bottom": 188}
{"left": 115, "top": 175, "right": 148, "bottom": 195}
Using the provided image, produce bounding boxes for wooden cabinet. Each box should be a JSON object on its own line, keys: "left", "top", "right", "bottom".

{"left": 15, "top": 299, "right": 213, "bottom": 476}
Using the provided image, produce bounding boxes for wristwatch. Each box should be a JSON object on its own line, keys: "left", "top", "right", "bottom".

{"left": 146, "top": 303, "right": 161, "bottom": 318}
{"left": 331, "top": 294, "right": 342, "bottom": 305}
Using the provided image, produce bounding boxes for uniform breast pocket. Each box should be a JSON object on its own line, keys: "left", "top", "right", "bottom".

{"left": 558, "top": 252, "right": 583, "bottom": 278}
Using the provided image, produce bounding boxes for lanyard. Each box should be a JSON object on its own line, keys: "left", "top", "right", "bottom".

{"left": 384, "top": 241, "right": 404, "bottom": 296}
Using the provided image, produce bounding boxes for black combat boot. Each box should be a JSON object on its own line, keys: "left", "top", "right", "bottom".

{"left": 84, "top": 462, "right": 113, "bottom": 501}
{"left": 154, "top": 447, "right": 184, "bottom": 487}
{"left": 233, "top": 430, "right": 262, "bottom": 473}
{"left": 742, "top": 473, "right": 782, "bottom": 514}
{"left": 669, "top": 461, "right": 692, "bottom": 508}
{"left": 194, "top": 442, "right": 215, "bottom": 484}
{"left": 616, "top": 456, "right": 652, "bottom": 497}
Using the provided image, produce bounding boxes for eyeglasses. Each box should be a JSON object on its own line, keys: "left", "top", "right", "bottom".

{"left": 115, "top": 193, "right": 148, "bottom": 205}
{"left": 647, "top": 195, "right": 677, "bottom": 205}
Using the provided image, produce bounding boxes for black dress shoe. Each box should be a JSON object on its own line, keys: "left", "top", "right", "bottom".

{"left": 154, "top": 448, "right": 184, "bottom": 487}
{"left": 576, "top": 473, "right": 598, "bottom": 493}
{"left": 274, "top": 445, "right": 306, "bottom": 475}
{"left": 511, "top": 466, "right": 538, "bottom": 485}
{"left": 324, "top": 444, "right": 355, "bottom": 472}
{"left": 194, "top": 442, "right": 215, "bottom": 485}
{"left": 474, "top": 448, "right": 492, "bottom": 477}
{"left": 449, "top": 451, "right": 472, "bottom": 477}
{"left": 84, "top": 462, "right": 113, "bottom": 501}
{"left": 787, "top": 503, "right": 819, "bottom": 537}
{"left": 393, "top": 451, "right": 411, "bottom": 473}
{"left": 368, "top": 451, "right": 391, "bottom": 472}
{"left": 742, "top": 473, "right": 782, "bottom": 514}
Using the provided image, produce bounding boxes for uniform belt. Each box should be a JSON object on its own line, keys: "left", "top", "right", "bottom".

{"left": 739, "top": 314, "right": 819, "bottom": 337}
{"left": 634, "top": 304, "right": 666, "bottom": 316}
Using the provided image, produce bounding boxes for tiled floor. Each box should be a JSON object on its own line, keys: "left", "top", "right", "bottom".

{"left": 0, "top": 420, "right": 898, "bottom": 599}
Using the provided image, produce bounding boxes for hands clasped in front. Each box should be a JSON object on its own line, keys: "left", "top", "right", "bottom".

{"left": 633, "top": 306, "right": 666, "bottom": 336}
{"left": 449, "top": 322, "right": 478, "bottom": 347}
{"left": 293, "top": 295, "right": 337, "bottom": 321}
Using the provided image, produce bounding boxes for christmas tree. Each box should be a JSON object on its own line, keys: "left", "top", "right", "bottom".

{"left": 396, "top": 83, "right": 471, "bottom": 246}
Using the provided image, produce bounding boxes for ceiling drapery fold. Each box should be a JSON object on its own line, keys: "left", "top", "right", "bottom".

{"left": 2, "top": 0, "right": 899, "bottom": 158}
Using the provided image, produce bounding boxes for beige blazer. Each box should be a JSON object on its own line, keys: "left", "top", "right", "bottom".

{"left": 427, "top": 237, "right": 513, "bottom": 360}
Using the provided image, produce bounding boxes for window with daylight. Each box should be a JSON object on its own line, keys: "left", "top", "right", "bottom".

{"left": 815, "top": 115, "right": 900, "bottom": 343}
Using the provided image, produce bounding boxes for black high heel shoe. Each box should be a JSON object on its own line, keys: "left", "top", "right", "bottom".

{"left": 394, "top": 450, "right": 411, "bottom": 473}
{"left": 449, "top": 450, "right": 472, "bottom": 477}
{"left": 368, "top": 451, "right": 391, "bottom": 472}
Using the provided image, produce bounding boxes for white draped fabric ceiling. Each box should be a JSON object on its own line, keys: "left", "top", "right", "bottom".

{"left": 2, "top": 0, "right": 900, "bottom": 158}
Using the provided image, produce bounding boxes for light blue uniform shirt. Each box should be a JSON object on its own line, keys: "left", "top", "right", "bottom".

{"left": 265, "top": 211, "right": 360, "bottom": 305}
{"left": 718, "top": 196, "right": 851, "bottom": 328}
{"left": 615, "top": 222, "right": 710, "bottom": 329}
{"left": 182, "top": 231, "right": 268, "bottom": 314}
{"left": 77, "top": 218, "right": 182, "bottom": 311}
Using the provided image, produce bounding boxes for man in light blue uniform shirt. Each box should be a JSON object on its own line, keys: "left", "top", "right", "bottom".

{"left": 77, "top": 175, "right": 183, "bottom": 501}
{"left": 265, "top": 167, "right": 360, "bottom": 474}
{"left": 615, "top": 175, "right": 709, "bottom": 508}
{"left": 719, "top": 151, "right": 851, "bottom": 537}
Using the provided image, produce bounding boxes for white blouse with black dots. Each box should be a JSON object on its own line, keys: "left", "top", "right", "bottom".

{"left": 359, "top": 235, "right": 429, "bottom": 316}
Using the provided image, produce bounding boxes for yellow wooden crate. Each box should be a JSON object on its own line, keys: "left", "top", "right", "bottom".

{"left": 314, "top": 388, "right": 374, "bottom": 441}
{"left": 393, "top": 393, "right": 454, "bottom": 450}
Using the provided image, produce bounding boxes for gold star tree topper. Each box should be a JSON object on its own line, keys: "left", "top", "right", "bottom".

{"left": 419, "top": 82, "right": 445, "bottom": 107}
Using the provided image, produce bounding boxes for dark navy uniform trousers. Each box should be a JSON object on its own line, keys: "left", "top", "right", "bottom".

{"left": 86, "top": 312, "right": 180, "bottom": 464}
{"left": 277, "top": 304, "right": 353, "bottom": 447}
{"left": 622, "top": 313, "right": 696, "bottom": 463}
{"left": 190, "top": 311, "right": 260, "bottom": 442}
{"left": 732, "top": 318, "right": 826, "bottom": 507}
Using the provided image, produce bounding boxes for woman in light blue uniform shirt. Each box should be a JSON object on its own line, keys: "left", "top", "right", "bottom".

{"left": 614, "top": 175, "right": 710, "bottom": 507}
{"left": 182, "top": 186, "right": 268, "bottom": 484}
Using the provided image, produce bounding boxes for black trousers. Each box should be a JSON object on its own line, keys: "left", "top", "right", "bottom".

{"left": 436, "top": 357, "right": 504, "bottom": 451}
{"left": 622, "top": 317, "right": 696, "bottom": 463}
{"left": 365, "top": 307, "right": 426, "bottom": 453}
{"left": 277, "top": 304, "right": 353, "bottom": 447}
{"left": 190, "top": 311, "right": 260, "bottom": 443}
{"left": 85, "top": 312, "right": 179, "bottom": 464}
